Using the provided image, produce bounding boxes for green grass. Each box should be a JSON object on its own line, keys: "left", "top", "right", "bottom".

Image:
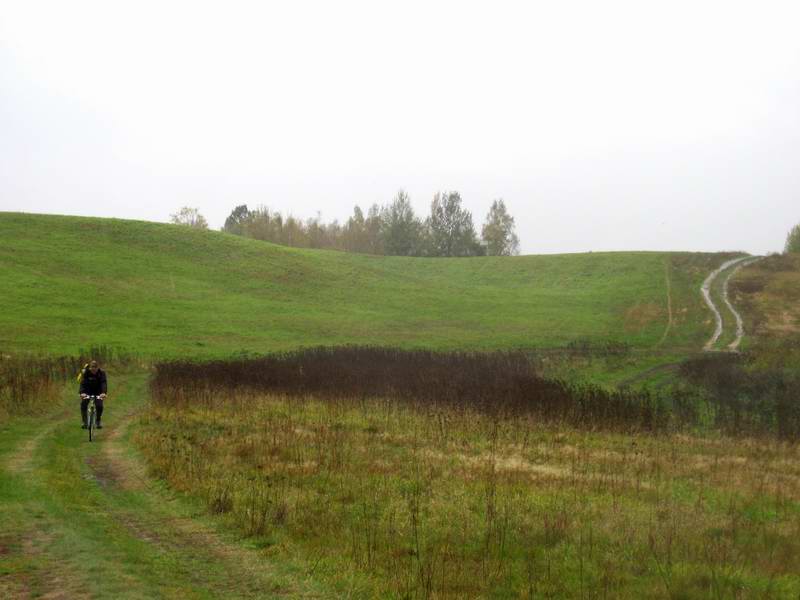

{"left": 0, "top": 212, "right": 736, "bottom": 360}
{"left": 3, "top": 212, "right": 795, "bottom": 598}
{"left": 0, "top": 375, "right": 334, "bottom": 598}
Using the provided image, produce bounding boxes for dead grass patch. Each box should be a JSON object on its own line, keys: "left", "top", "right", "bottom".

{"left": 136, "top": 389, "right": 800, "bottom": 597}
{"left": 624, "top": 302, "right": 664, "bottom": 332}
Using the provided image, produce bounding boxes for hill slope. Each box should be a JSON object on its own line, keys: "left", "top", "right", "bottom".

{"left": 727, "top": 253, "right": 800, "bottom": 373}
{"left": 0, "top": 212, "right": 733, "bottom": 358}
{"left": 731, "top": 253, "right": 800, "bottom": 342}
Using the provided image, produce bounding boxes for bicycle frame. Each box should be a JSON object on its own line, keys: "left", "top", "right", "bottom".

{"left": 85, "top": 395, "right": 98, "bottom": 441}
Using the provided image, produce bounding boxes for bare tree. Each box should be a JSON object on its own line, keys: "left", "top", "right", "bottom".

{"left": 170, "top": 207, "right": 208, "bottom": 230}
{"left": 365, "top": 204, "right": 385, "bottom": 255}
{"left": 246, "top": 206, "right": 282, "bottom": 242}
{"left": 343, "top": 206, "right": 379, "bottom": 254}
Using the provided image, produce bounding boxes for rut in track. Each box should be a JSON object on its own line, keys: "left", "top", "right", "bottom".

{"left": 701, "top": 256, "right": 762, "bottom": 352}
{"left": 722, "top": 257, "right": 763, "bottom": 351}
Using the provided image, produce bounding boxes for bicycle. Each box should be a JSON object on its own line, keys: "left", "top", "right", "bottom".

{"left": 84, "top": 395, "right": 99, "bottom": 441}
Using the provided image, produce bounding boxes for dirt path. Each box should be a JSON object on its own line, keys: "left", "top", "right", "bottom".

{"left": 701, "top": 256, "right": 760, "bottom": 352}
{"left": 0, "top": 376, "right": 334, "bottom": 599}
{"left": 622, "top": 256, "right": 760, "bottom": 388}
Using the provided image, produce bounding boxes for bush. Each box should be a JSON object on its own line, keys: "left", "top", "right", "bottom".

{"left": 0, "top": 355, "right": 78, "bottom": 420}
{"left": 679, "top": 352, "right": 800, "bottom": 439}
{"left": 155, "top": 346, "right": 675, "bottom": 433}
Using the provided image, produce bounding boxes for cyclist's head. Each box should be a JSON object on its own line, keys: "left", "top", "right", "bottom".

{"left": 89, "top": 360, "right": 99, "bottom": 373}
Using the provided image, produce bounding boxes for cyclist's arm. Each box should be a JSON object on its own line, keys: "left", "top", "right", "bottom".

{"left": 99, "top": 370, "right": 108, "bottom": 398}
{"left": 79, "top": 370, "right": 88, "bottom": 396}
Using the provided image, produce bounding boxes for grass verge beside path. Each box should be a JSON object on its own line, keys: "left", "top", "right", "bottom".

{"left": 0, "top": 373, "right": 333, "bottom": 599}
{"left": 730, "top": 253, "right": 800, "bottom": 350}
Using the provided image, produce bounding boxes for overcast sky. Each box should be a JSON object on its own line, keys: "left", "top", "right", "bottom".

{"left": 1, "top": 0, "right": 798, "bottom": 255}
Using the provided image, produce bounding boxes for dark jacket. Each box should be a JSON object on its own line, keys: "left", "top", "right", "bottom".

{"left": 79, "top": 368, "right": 107, "bottom": 396}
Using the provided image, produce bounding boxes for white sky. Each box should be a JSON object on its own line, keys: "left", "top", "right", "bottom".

{"left": 1, "top": 0, "right": 799, "bottom": 254}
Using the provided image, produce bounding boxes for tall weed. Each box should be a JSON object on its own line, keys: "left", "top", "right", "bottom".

{"left": 152, "top": 346, "right": 678, "bottom": 433}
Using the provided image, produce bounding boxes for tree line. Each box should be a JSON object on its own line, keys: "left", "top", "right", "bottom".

{"left": 213, "top": 191, "right": 520, "bottom": 257}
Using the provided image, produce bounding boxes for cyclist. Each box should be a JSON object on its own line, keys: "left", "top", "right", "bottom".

{"left": 79, "top": 360, "right": 108, "bottom": 429}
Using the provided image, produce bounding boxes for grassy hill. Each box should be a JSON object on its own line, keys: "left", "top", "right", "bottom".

{"left": 4, "top": 213, "right": 800, "bottom": 599}
{"left": 1, "top": 212, "right": 734, "bottom": 359}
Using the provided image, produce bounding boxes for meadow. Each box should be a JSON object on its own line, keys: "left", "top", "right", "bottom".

{"left": 4, "top": 212, "right": 799, "bottom": 598}
{"left": 139, "top": 349, "right": 800, "bottom": 598}
{"left": 730, "top": 253, "right": 800, "bottom": 353}
{"left": 0, "top": 212, "right": 734, "bottom": 360}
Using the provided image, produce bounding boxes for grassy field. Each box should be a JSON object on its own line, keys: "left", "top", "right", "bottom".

{"left": 6, "top": 212, "right": 795, "bottom": 599}
{"left": 139, "top": 375, "right": 800, "bottom": 598}
{"left": 0, "top": 374, "right": 338, "bottom": 599}
{"left": 731, "top": 254, "right": 800, "bottom": 345}
{"left": 0, "top": 212, "right": 737, "bottom": 360}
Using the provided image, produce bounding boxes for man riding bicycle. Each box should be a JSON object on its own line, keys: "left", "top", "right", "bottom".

{"left": 79, "top": 360, "right": 107, "bottom": 429}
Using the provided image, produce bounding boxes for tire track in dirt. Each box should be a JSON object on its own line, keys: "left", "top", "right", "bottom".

{"left": 86, "top": 407, "right": 145, "bottom": 491}
{"left": 701, "top": 256, "right": 757, "bottom": 351}
{"left": 722, "top": 257, "right": 763, "bottom": 351}
{"left": 621, "top": 256, "right": 759, "bottom": 388}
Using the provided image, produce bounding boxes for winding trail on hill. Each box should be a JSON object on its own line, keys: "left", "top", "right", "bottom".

{"left": 0, "top": 376, "right": 334, "bottom": 599}
{"left": 621, "top": 255, "right": 760, "bottom": 388}
{"left": 701, "top": 256, "right": 763, "bottom": 352}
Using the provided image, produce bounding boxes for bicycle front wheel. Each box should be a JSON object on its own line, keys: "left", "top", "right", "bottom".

{"left": 88, "top": 410, "right": 95, "bottom": 442}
